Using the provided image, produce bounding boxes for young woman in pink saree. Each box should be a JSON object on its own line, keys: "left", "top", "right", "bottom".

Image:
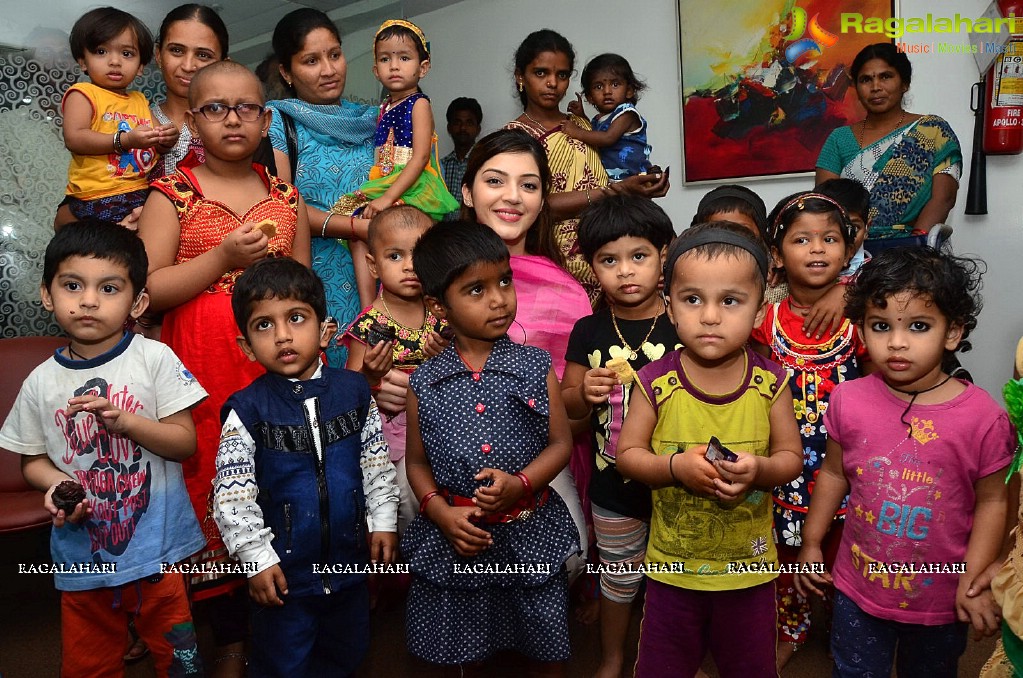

{"left": 459, "top": 128, "right": 593, "bottom": 576}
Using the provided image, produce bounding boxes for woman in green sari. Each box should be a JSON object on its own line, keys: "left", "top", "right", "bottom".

{"left": 816, "top": 43, "right": 962, "bottom": 252}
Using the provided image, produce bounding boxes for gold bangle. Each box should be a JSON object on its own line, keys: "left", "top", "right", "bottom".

{"left": 320, "top": 213, "right": 331, "bottom": 238}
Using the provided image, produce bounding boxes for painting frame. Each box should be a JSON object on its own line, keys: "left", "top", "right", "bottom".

{"left": 679, "top": 0, "right": 898, "bottom": 184}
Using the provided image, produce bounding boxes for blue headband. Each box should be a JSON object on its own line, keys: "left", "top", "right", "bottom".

{"left": 663, "top": 227, "right": 770, "bottom": 291}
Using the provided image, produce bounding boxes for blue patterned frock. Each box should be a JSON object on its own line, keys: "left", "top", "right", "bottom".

{"left": 401, "top": 338, "right": 579, "bottom": 664}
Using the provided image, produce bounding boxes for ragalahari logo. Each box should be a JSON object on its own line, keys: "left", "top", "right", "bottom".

{"left": 783, "top": 7, "right": 840, "bottom": 66}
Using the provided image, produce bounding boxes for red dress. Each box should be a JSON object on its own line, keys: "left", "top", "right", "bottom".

{"left": 151, "top": 164, "right": 298, "bottom": 598}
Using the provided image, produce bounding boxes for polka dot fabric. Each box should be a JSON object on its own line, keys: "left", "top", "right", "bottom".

{"left": 401, "top": 338, "right": 579, "bottom": 663}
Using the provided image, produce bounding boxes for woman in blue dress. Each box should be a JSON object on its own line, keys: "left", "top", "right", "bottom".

{"left": 266, "top": 8, "right": 377, "bottom": 366}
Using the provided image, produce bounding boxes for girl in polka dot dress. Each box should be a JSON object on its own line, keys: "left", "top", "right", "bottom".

{"left": 401, "top": 220, "right": 580, "bottom": 670}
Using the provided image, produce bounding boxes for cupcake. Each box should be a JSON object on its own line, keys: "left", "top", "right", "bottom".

{"left": 366, "top": 321, "right": 397, "bottom": 347}
{"left": 52, "top": 480, "right": 86, "bottom": 514}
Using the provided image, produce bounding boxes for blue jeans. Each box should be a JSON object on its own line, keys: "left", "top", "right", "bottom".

{"left": 830, "top": 589, "right": 966, "bottom": 678}
{"left": 249, "top": 582, "right": 370, "bottom": 677}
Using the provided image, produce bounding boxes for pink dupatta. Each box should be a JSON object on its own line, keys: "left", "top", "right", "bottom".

{"left": 510, "top": 254, "right": 595, "bottom": 520}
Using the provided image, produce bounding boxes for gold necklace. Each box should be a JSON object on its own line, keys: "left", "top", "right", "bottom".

{"left": 522, "top": 110, "right": 562, "bottom": 132}
{"left": 379, "top": 293, "right": 427, "bottom": 332}
{"left": 610, "top": 307, "right": 661, "bottom": 361}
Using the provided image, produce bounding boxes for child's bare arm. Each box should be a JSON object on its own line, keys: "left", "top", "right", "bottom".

{"left": 249, "top": 564, "right": 288, "bottom": 606}
{"left": 347, "top": 335, "right": 393, "bottom": 386}
{"left": 969, "top": 472, "right": 1020, "bottom": 597}
{"left": 21, "top": 455, "right": 89, "bottom": 526}
{"left": 362, "top": 98, "right": 434, "bottom": 219}
{"left": 405, "top": 391, "right": 492, "bottom": 556}
{"left": 62, "top": 91, "right": 161, "bottom": 154}
{"left": 475, "top": 369, "right": 572, "bottom": 513}
{"left": 563, "top": 110, "right": 641, "bottom": 149}
{"left": 64, "top": 397, "right": 198, "bottom": 461}
{"left": 802, "top": 282, "right": 848, "bottom": 339}
{"left": 561, "top": 361, "right": 618, "bottom": 420}
{"left": 794, "top": 438, "right": 848, "bottom": 597}
{"left": 153, "top": 122, "right": 180, "bottom": 154}
{"left": 351, "top": 241, "right": 377, "bottom": 308}
{"left": 369, "top": 532, "right": 398, "bottom": 564}
{"left": 374, "top": 369, "right": 410, "bottom": 417}
{"left": 292, "top": 196, "right": 312, "bottom": 267}
{"left": 616, "top": 389, "right": 721, "bottom": 493}
{"left": 345, "top": 335, "right": 368, "bottom": 373}
{"left": 138, "top": 192, "right": 268, "bottom": 312}
{"left": 422, "top": 331, "right": 449, "bottom": 358}
{"left": 956, "top": 469, "right": 1010, "bottom": 637}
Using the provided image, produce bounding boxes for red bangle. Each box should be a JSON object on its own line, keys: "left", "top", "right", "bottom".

{"left": 419, "top": 490, "right": 440, "bottom": 515}
{"left": 369, "top": 382, "right": 382, "bottom": 393}
{"left": 349, "top": 215, "right": 356, "bottom": 240}
{"left": 514, "top": 472, "right": 534, "bottom": 507}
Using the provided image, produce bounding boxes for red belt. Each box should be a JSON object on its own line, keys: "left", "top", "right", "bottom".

{"left": 441, "top": 488, "right": 549, "bottom": 524}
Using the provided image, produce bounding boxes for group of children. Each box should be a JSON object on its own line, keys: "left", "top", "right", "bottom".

{"left": 2, "top": 5, "right": 1021, "bottom": 678}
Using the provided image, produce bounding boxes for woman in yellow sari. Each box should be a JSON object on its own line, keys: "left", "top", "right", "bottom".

{"left": 506, "top": 30, "right": 668, "bottom": 303}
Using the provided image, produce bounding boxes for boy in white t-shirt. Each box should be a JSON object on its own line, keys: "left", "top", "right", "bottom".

{"left": 0, "top": 220, "right": 207, "bottom": 677}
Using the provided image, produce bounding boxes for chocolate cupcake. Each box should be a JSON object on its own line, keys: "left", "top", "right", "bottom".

{"left": 366, "top": 321, "right": 397, "bottom": 347}
{"left": 52, "top": 480, "right": 86, "bottom": 514}
{"left": 439, "top": 325, "right": 455, "bottom": 341}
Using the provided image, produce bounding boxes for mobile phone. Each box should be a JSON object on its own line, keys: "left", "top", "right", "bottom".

{"left": 705, "top": 436, "right": 738, "bottom": 463}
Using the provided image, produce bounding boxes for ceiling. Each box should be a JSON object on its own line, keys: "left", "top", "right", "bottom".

{"left": 4, "top": 0, "right": 466, "bottom": 65}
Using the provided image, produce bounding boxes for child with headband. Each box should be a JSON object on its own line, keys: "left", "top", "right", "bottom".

{"left": 618, "top": 222, "right": 802, "bottom": 676}
{"left": 796, "top": 247, "right": 1012, "bottom": 677}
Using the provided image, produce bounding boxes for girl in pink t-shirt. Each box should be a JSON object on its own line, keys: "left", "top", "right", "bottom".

{"left": 795, "top": 247, "right": 1013, "bottom": 677}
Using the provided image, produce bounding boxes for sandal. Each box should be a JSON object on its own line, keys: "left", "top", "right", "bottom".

{"left": 124, "top": 637, "right": 149, "bottom": 664}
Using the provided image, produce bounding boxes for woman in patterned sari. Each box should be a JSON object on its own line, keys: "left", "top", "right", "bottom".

{"left": 505, "top": 30, "right": 668, "bottom": 303}
{"left": 816, "top": 43, "right": 962, "bottom": 253}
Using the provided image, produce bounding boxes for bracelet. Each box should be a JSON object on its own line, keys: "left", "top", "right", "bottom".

{"left": 668, "top": 451, "right": 683, "bottom": 486}
{"left": 113, "top": 130, "right": 125, "bottom": 154}
{"left": 349, "top": 215, "right": 357, "bottom": 240}
{"left": 320, "top": 213, "right": 332, "bottom": 238}
{"left": 514, "top": 471, "right": 534, "bottom": 507}
{"left": 419, "top": 490, "right": 441, "bottom": 515}
{"left": 585, "top": 190, "right": 593, "bottom": 207}
{"left": 369, "top": 382, "right": 382, "bottom": 393}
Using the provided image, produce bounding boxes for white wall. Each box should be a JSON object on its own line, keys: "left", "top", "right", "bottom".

{"left": 406, "top": 0, "right": 1023, "bottom": 397}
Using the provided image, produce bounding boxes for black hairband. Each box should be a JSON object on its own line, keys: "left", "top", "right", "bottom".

{"left": 663, "top": 227, "right": 770, "bottom": 290}
{"left": 698, "top": 186, "right": 767, "bottom": 225}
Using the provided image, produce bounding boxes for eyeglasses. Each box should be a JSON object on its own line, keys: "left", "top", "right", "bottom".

{"left": 191, "top": 103, "right": 265, "bottom": 122}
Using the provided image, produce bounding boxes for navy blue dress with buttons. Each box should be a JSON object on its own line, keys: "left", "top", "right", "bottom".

{"left": 401, "top": 337, "right": 579, "bottom": 664}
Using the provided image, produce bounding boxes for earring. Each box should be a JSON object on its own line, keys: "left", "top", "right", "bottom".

{"left": 517, "top": 81, "right": 523, "bottom": 93}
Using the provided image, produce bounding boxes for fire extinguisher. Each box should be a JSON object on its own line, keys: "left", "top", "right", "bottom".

{"left": 984, "top": 0, "right": 1023, "bottom": 155}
